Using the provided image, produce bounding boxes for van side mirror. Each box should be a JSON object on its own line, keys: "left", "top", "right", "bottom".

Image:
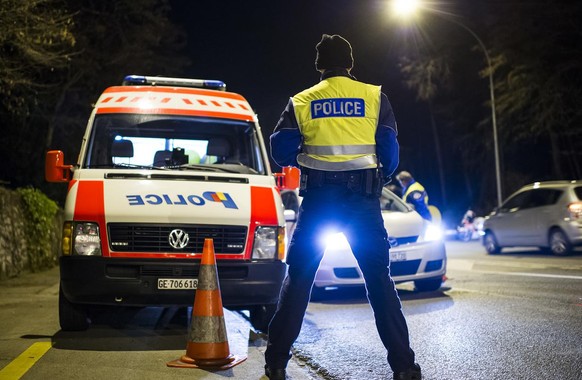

{"left": 275, "top": 166, "right": 300, "bottom": 190}
{"left": 45, "top": 150, "right": 73, "bottom": 182}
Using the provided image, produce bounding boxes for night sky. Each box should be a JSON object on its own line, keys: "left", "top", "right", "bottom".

{"left": 169, "top": 1, "right": 425, "bottom": 149}
{"left": 168, "top": 0, "right": 465, "bottom": 221}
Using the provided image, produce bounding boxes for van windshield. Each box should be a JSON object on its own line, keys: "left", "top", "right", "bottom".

{"left": 84, "top": 114, "right": 266, "bottom": 174}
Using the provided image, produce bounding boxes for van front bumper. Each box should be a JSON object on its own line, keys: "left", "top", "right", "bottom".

{"left": 60, "top": 256, "right": 287, "bottom": 308}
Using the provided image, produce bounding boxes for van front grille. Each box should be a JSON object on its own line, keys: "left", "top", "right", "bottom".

{"left": 108, "top": 223, "right": 247, "bottom": 254}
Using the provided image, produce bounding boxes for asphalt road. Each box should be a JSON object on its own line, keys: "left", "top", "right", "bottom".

{"left": 296, "top": 241, "right": 582, "bottom": 380}
{"left": 0, "top": 241, "right": 581, "bottom": 380}
{"left": 0, "top": 266, "right": 317, "bottom": 380}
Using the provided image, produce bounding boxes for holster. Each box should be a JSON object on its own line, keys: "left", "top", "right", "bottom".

{"left": 365, "top": 167, "right": 384, "bottom": 197}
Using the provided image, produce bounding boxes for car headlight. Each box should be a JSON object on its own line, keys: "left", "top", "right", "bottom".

{"left": 322, "top": 232, "right": 350, "bottom": 250}
{"left": 63, "top": 222, "right": 102, "bottom": 256}
{"left": 422, "top": 224, "right": 443, "bottom": 242}
{"left": 252, "top": 226, "right": 286, "bottom": 260}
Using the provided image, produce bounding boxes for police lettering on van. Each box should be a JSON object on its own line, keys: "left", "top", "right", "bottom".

{"left": 126, "top": 191, "right": 238, "bottom": 209}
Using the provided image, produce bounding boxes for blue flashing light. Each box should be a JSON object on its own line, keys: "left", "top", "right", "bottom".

{"left": 122, "top": 75, "right": 147, "bottom": 85}
{"left": 203, "top": 80, "right": 227, "bottom": 91}
{"left": 121, "top": 75, "right": 226, "bottom": 91}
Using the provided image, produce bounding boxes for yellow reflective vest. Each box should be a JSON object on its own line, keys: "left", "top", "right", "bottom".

{"left": 402, "top": 181, "right": 429, "bottom": 205}
{"left": 292, "top": 76, "right": 381, "bottom": 171}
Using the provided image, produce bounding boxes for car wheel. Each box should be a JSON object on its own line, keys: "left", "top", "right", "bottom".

{"left": 549, "top": 228, "right": 572, "bottom": 256}
{"left": 249, "top": 304, "right": 277, "bottom": 332}
{"left": 414, "top": 277, "right": 443, "bottom": 292}
{"left": 59, "top": 286, "right": 90, "bottom": 331}
{"left": 483, "top": 232, "right": 501, "bottom": 254}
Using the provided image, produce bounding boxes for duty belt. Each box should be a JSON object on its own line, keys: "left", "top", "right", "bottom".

{"left": 323, "top": 170, "right": 361, "bottom": 184}
{"left": 304, "top": 168, "right": 375, "bottom": 185}
{"left": 299, "top": 167, "right": 382, "bottom": 197}
{"left": 305, "top": 169, "right": 365, "bottom": 184}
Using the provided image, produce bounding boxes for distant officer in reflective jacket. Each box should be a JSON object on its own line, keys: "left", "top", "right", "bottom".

{"left": 264, "top": 34, "right": 421, "bottom": 380}
{"left": 396, "top": 171, "right": 432, "bottom": 222}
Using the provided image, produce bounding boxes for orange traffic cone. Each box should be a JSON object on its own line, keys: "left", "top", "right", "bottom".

{"left": 167, "top": 238, "right": 246, "bottom": 369}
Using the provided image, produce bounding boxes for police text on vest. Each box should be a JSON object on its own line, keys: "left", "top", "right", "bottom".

{"left": 311, "top": 98, "right": 365, "bottom": 119}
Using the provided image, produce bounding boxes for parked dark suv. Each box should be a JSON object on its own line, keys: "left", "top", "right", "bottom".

{"left": 482, "top": 181, "right": 582, "bottom": 255}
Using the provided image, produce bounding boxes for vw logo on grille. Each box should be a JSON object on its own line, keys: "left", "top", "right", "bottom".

{"left": 168, "top": 229, "right": 189, "bottom": 249}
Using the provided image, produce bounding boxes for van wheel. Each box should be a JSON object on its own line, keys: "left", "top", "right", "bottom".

{"left": 414, "top": 277, "right": 443, "bottom": 292}
{"left": 59, "top": 286, "right": 90, "bottom": 331}
{"left": 249, "top": 304, "right": 277, "bottom": 332}
{"left": 484, "top": 232, "right": 501, "bottom": 254}
{"left": 549, "top": 228, "right": 572, "bottom": 256}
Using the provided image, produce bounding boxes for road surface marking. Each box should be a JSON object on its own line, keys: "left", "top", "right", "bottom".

{"left": 472, "top": 270, "right": 582, "bottom": 280}
{"left": 446, "top": 259, "right": 475, "bottom": 271}
{"left": 448, "top": 259, "right": 582, "bottom": 280}
{"left": 0, "top": 342, "right": 52, "bottom": 380}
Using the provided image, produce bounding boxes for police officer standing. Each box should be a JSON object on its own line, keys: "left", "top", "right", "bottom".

{"left": 396, "top": 171, "right": 432, "bottom": 222}
{"left": 265, "top": 34, "right": 421, "bottom": 380}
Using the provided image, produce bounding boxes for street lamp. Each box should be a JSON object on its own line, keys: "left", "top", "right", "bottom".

{"left": 392, "top": 0, "right": 503, "bottom": 207}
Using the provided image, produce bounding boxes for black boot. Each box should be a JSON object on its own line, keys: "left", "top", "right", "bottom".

{"left": 265, "top": 365, "right": 287, "bottom": 380}
{"left": 393, "top": 363, "right": 422, "bottom": 380}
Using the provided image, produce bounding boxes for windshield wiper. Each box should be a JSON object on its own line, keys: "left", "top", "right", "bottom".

{"left": 86, "top": 163, "right": 168, "bottom": 170}
{"left": 172, "top": 164, "right": 241, "bottom": 173}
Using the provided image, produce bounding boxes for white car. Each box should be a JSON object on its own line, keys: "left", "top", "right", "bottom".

{"left": 284, "top": 188, "right": 447, "bottom": 293}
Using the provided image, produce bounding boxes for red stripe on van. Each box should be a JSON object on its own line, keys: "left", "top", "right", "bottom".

{"left": 73, "top": 181, "right": 109, "bottom": 256}
{"left": 68, "top": 179, "right": 77, "bottom": 193}
{"left": 95, "top": 107, "right": 253, "bottom": 121}
{"left": 245, "top": 186, "right": 279, "bottom": 258}
{"left": 250, "top": 187, "right": 278, "bottom": 225}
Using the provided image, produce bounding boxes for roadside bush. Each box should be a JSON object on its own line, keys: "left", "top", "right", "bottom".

{"left": 16, "top": 187, "right": 61, "bottom": 272}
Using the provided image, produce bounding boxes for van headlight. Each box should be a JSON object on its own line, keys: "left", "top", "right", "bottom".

{"left": 252, "top": 226, "right": 286, "bottom": 260}
{"left": 64, "top": 222, "right": 102, "bottom": 256}
{"left": 422, "top": 224, "right": 443, "bottom": 242}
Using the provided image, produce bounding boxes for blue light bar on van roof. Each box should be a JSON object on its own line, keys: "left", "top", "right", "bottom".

{"left": 122, "top": 75, "right": 226, "bottom": 91}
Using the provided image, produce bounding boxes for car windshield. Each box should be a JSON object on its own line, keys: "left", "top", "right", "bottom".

{"left": 380, "top": 188, "right": 412, "bottom": 212}
{"left": 83, "top": 114, "right": 266, "bottom": 175}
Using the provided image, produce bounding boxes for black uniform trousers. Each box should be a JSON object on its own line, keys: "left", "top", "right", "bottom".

{"left": 265, "top": 183, "right": 416, "bottom": 373}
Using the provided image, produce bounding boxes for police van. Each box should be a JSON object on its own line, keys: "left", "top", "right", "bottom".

{"left": 45, "top": 75, "right": 300, "bottom": 331}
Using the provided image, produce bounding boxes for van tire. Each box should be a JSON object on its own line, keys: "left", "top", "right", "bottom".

{"left": 59, "top": 286, "right": 90, "bottom": 331}
{"left": 249, "top": 304, "right": 277, "bottom": 332}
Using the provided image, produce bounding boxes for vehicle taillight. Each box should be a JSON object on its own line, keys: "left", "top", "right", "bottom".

{"left": 568, "top": 202, "right": 582, "bottom": 220}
